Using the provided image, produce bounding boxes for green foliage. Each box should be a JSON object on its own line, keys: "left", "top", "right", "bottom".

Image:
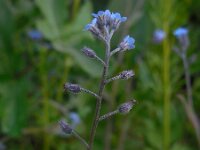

{"left": 36, "top": 0, "right": 102, "bottom": 77}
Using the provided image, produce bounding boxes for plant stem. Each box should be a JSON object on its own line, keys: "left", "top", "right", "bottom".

{"left": 182, "top": 54, "right": 193, "bottom": 106}
{"left": 177, "top": 95, "right": 200, "bottom": 148}
{"left": 162, "top": 0, "right": 172, "bottom": 149}
{"left": 163, "top": 33, "right": 171, "bottom": 150}
{"left": 73, "top": 131, "right": 89, "bottom": 149}
{"left": 88, "top": 40, "right": 111, "bottom": 150}
{"left": 180, "top": 53, "right": 200, "bottom": 147}
{"left": 99, "top": 110, "right": 119, "bottom": 121}
{"left": 39, "top": 50, "right": 50, "bottom": 150}
{"left": 80, "top": 88, "right": 100, "bottom": 99}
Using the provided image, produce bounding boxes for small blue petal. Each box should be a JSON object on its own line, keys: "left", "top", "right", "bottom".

{"left": 121, "top": 17, "right": 127, "bottom": 22}
{"left": 105, "top": 10, "right": 111, "bottom": 16}
{"left": 84, "top": 18, "right": 97, "bottom": 30}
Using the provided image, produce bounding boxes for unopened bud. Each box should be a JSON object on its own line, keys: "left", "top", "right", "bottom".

{"left": 82, "top": 47, "right": 96, "bottom": 58}
{"left": 118, "top": 100, "right": 137, "bottom": 114}
{"left": 59, "top": 120, "right": 73, "bottom": 134}
{"left": 119, "top": 70, "right": 134, "bottom": 80}
{"left": 64, "top": 83, "right": 81, "bottom": 94}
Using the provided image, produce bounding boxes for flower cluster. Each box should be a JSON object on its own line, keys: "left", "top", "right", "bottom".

{"left": 85, "top": 10, "right": 131, "bottom": 42}
{"left": 92, "top": 10, "right": 127, "bottom": 29}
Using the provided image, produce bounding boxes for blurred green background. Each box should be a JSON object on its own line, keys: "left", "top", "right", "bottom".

{"left": 0, "top": 0, "right": 200, "bottom": 149}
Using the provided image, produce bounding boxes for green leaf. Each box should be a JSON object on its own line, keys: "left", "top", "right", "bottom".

{"left": 36, "top": 1, "right": 101, "bottom": 77}
{"left": 35, "top": 0, "right": 68, "bottom": 39}
{"left": 0, "top": 80, "right": 28, "bottom": 137}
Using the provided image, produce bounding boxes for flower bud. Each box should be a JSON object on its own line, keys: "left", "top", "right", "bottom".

{"left": 119, "top": 70, "right": 134, "bottom": 80}
{"left": 118, "top": 100, "right": 137, "bottom": 114}
{"left": 82, "top": 47, "right": 96, "bottom": 58}
{"left": 64, "top": 83, "right": 81, "bottom": 94}
{"left": 59, "top": 120, "right": 73, "bottom": 134}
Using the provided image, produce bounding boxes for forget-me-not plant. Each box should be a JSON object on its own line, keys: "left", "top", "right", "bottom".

{"left": 59, "top": 10, "right": 137, "bottom": 150}
{"left": 173, "top": 27, "right": 200, "bottom": 147}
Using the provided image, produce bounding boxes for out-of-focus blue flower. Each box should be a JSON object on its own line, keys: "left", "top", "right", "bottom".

{"left": 153, "top": 29, "right": 166, "bottom": 44}
{"left": 173, "top": 27, "right": 188, "bottom": 38}
{"left": 27, "top": 29, "right": 43, "bottom": 40}
{"left": 173, "top": 27, "right": 189, "bottom": 49}
{"left": 119, "top": 35, "right": 135, "bottom": 51}
{"left": 69, "top": 112, "right": 80, "bottom": 128}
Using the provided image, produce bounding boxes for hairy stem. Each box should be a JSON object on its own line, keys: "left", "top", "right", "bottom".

{"left": 88, "top": 39, "right": 111, "bottom": 150}
{"left": 177, "top": 95, "right": 200, "bottom": 148}
{"left": 73, "top": 131, "right": 89, "bottom": 149}
{"left": 182, "top": 54, "right": 193, "bottom": 106}
{"left": 180, "top": 53, "right": 200, "bottom": 147}
{"left": 81, "top": 88, "right": 100, "bottom": 99}
{"left": 99, "top": 110, "right": 119, "bottom": 121}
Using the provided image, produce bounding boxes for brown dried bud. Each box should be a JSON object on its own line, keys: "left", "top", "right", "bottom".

{"left": 118, "top": 100, "right": 137, "bottom": 114}
{"left": 59, "top": 120, "right": 73, "bottom": 134}
{"left": 119, "top": 70, "right": 134, "bottom": 80}
{"left": 64, "top": 83, "right": 81, "bottom": 94}
{"left": 82, "top": 47, "right": 96, "bottom": 58}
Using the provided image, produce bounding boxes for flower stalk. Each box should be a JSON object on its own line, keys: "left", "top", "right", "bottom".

{"left": 60, "top": 10, "right": 136, "bottom": 150}
{"left": 173, "top": 27, "right": 200, "bottom": 148}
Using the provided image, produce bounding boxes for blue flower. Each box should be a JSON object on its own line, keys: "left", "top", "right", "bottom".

{"left": 119, "top": 35, "right": 135, "bottom": 51}
{"left": 27, "top": 29, "right": 43, "bottom": 40}
{"left": 153, "top": 29, "right": 166, "bottom": 44}
{"left": 92, "top": 10, "right": 112, "bottom": 26}
{"left": 69, "top": 112, "right": 80, "bottom": 127}
{"left": 84, "top": 18, "right": 101, "bottom": 37}
{"left": 110, "top": 12, "right": 127, "bottom": 29}
{"left": 173, "top": 27, "right": 189, "bottom": 49}
{"left": 85, "top": 18, "right": 97, "bottom": 30}
{"left": 173, "top": 27, "right": 188, "bottom": 38}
